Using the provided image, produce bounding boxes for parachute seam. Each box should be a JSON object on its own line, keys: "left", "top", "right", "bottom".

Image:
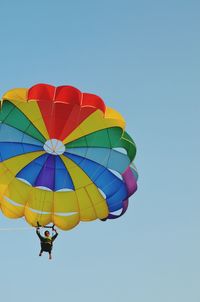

{"left": 83, "top": 185, "right": 98, "bottom": 220}
{"left": 0, "top": 123, "right": 43, "bottom": 146}
{"left": 1, "top": 101, "right": 46, "bottom": 142}
{"left": 74, "top": 189, "right": 81, "bottom": 223}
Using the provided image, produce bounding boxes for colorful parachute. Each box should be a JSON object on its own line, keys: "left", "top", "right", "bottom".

{"left": 0, "top": 84, "right": 138, "bottom": 230}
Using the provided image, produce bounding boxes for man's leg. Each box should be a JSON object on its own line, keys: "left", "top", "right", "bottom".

{"left": 49, "top": 251, "right": 52, "bottom": 260}
{"left": 39, "top": 249, "right": 43, "bottom": 256}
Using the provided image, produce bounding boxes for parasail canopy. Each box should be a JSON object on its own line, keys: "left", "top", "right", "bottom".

{"left": 0, "top": 84, "right": 138, "bottom": 230}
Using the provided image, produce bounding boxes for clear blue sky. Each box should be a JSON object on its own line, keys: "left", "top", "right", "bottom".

{"left": 0, "top": 1, "right": 199, "bottom": 301}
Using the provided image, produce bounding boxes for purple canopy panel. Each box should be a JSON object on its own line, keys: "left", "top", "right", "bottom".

{"left": 34, "top": 155, "right": 55, "bottom": 190}
{"left": 122, "top": 166, "right": 137, "bottom": 197}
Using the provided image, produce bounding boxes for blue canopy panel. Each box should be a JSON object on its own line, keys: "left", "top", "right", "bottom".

{"left": 16, "top": 154, "right": 74, "bottom": 191}
{"left": 0, "top": 123, "right": 43, "bottom": 146}
{"left": 66, "top": 147, "right": 130, "bottom": 174}
{"left": 64, "top": 152, "right": 128, "bottom": 211}
{"left": 0, "top": 142, "right": 43, "bottom": 162}
{"left": 54, "top": 156, "right": 74, "bottom": 191}
{"left": 16, "top": 154, "right": 49, "bottom": 185}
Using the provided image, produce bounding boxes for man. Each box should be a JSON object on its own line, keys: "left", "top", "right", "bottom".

{"left": 36, "top": 227, "right": 58, "bottom": 260}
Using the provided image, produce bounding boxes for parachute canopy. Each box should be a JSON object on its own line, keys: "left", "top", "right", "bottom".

{"left": 0, "top": 84, "right": 138, "bottom": 230}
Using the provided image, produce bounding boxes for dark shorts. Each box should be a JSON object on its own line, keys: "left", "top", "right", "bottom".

{"left": 41, "top": 243, "right": 52, "bottom": 252}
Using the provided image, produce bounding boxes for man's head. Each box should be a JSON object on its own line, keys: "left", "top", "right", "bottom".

{"left": 44, "top": 230, "right": 50, "bottom": 237}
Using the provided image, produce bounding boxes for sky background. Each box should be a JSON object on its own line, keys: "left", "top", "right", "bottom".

{"left": 0, "top": 1, "right": 199, "bottom": 301}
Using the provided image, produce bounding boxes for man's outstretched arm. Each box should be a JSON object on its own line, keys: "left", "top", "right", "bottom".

{"left": 52, "top": 229, "right": 58, "bottom": 241}
{"left": 36, "top": 228, "right": 43, "bottom": 240}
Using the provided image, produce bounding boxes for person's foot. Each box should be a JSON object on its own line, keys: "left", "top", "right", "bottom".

{"left": 39, "top": 252, "right": 42, "bottom": 256}
{"left": 49, "top": 254, "right": 52, "bottom": 260}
